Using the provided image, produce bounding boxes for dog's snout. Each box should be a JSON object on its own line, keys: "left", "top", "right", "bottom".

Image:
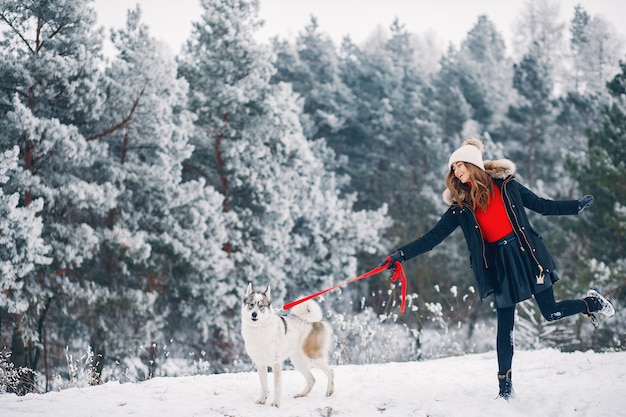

{"left": 251, "top": 312, "right": 258, "bottom": 321}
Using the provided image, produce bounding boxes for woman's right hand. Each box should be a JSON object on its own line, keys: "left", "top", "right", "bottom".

{"left": 381, "top": 250, "right": 405, "bottom": 269}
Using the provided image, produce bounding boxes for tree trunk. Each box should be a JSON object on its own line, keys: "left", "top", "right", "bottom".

{"left": 214, "top": 113, "right": 230, "bottom": 212}
{"left": 10, "top": 326, "right": 37, "bottom": 394}
{"left": 90, "top": 331, "right": 106, "bottom": 385}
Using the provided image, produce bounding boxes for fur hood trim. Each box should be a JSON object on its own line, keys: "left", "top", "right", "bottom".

{"left": 442, "top": 158, "right": 516, "bottom": 206}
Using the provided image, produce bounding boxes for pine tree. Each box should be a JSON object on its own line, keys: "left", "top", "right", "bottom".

{"left": 0, "top": 0, "right": 111, "bottom": 390}
{"left": 331, "top": 21, "right": 466, "bottom": 315}
{"left": 568, "top": 5, "right": 624, "bottom": 94}
{"left": 0, "top": 0, "right": 104, "bottom": 129}
{"left": 0, "top": 147, "right": 51, "bottom": 393}
{"left": 271, "top": 16, "right": 352, "bottom": 142}
{"left": 430, "top": 45, "right": 473, "bottom": 140}
{"left": 552, "top": 62, "right": 626, "bottom": 348}
{"left": 177, "top": 2, "right": 277, "bottom": 360}
{"left": 178, "top": 0, "right": 389, "bottom": 367}
{"left": 498, "top": 53, "right": 558, "bottom": 184}
{"left": 569, "top": 5, "right": 591, "bottom": 92}
{"left": 77, "top": 6, "right": 231, "bottom": 378}
{"left": 572, "top": 62, "right": 626, "bottom": 264}
{"left": 511, "top": 0, "right": 565, "bottom": 73}
{"left": 0, "top": 147, "right": 50, "bottom": 316}
{"left": 457, "top": 15, "right": 514, "bottom": 131}
{"left": 177, "top": 0, "right": 269, "bottom": 195}
{"left": 508, "top": 1, "right": 563, "bottom": 183}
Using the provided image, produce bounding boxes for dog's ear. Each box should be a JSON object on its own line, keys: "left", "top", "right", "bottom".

{"left": 263, "top": 284, "right": 271, "bottom": 301}
{"left": 245, "top": 282, "right": 253, "bottom": 297}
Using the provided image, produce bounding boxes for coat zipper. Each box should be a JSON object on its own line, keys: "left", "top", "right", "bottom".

{"left": 501, "top": 178, "right": 545, "bottom": 284}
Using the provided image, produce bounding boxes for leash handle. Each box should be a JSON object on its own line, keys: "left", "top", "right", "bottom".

{"left": 389, "top": 260, "right": 408, "bottom": 312}
{"left": 282, "top": 259, "right": 408, "bottom": 312}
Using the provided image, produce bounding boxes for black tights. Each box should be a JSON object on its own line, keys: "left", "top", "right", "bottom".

{"left": 496, "top": 287, "right": 587, "bottom": 374}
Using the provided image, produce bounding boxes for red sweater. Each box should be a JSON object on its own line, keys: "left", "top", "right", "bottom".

{"left": 474, "top": 184, "right": 514, "bottom": 243}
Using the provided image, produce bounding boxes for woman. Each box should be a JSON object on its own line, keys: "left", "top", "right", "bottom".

{"left": 383, "top": 138, "right": 615, "bottom": 400}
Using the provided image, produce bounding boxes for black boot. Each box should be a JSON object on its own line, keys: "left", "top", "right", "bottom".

{"left": 583, "top": 288, "right": 615, "bottom": 317}
{"left": 497, "top": 370, "right": 514, "bottom": 400}
{"left": 583, "top": 288, "right": 615, "bottom": 328}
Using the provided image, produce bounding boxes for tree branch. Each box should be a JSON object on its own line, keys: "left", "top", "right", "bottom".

{"left": 86, "top": 86, "right": 146, "bottom": 142}
{"left": 0, "top": 12, "right": 35, "bottom": 54}
{"left": 182, "top": 161, "right": 211, "bottom": 180}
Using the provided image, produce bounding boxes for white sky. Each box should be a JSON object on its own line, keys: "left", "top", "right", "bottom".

{"left": 92, "top": 0, "right": 625, "bottom": 55}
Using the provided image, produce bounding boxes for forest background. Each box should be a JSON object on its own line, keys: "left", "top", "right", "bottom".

{"left": 1, "top": 0, "right": 625, "bottom": 394}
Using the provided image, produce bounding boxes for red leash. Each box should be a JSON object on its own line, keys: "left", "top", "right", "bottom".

{"left": 282, "top": 258, "right": 408, "bottom": 312}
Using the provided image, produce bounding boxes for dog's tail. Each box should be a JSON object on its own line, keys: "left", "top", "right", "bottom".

{"left": 289, "top": 300, "right": 323, "bottom": 322}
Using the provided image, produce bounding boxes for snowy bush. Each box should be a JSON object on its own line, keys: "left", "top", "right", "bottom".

{"left": 329, "top": 307, "right": 419, "bottom": 365}
{"left": 0, "top": 351, "right": 36, "bottom": 395}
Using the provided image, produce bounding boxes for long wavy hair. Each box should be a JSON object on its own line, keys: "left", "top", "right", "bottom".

{"left": 445, "top": 162, "right": 494, "bottom": 211}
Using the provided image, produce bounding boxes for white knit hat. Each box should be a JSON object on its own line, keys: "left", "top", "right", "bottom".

{"left": 448, "top": 138, "right": 485, "bottom": 171}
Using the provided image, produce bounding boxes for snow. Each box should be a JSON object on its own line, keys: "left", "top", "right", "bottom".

{"left": 2, "top": 349, "right": 625, "bottom": 417}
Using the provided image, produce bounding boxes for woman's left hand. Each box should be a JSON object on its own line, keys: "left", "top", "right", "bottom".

{"left": 578, "top": 195, "right": 594, "bottom": 213}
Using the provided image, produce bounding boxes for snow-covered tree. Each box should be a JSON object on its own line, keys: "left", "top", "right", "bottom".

{"left": 227, "top": 81, "right": 390, "bottom": 299}
{"left": 571, "top": 62, "right": 626, "bottom": 265}
{"left": 271, "top": 16, "right": 353, "bottom": 141}
{"left": 1, "top": 99, "right": 118, "bottom": 386}
{"left": 0, "top": 147, "right": 50, "bottom": 315}
{"left": 332, "top": 21, "right": 446, "bottom": 214}
{"left": 568, "top": 5, "right": 624, "bottom": 94}
{"left": 77, "top": 5, "right": 231, "bottom": 377}
{"left": 178, "top": 0, "right": 390, "bottom": 368}
{"left": 456, "top": 15, "right": 514, "bottom": 131}
{"left": 497, "top": 52, "right": 560, "bottom": 184}
{"left": 511, "top": 0, "right": 565, "bottom": 68}
{"left": 323, "top": 21, "right": 467, "bottom": 316}
{"left": 430, "top": 46, "right": 473, "bottom": 140}
{"left": 0, "top": 0, "right": 112, "bottom": 389}
{"left": 0, "top": 0, "right": 105, "bottom": 129}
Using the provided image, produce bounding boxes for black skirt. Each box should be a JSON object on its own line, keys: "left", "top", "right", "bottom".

{"left": 486, "top": 233, "right": 555, "bottom": 309}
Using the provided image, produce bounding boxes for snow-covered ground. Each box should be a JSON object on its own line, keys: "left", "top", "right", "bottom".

{"left": 2, "top": 349, "right": 625, "bottom": 417}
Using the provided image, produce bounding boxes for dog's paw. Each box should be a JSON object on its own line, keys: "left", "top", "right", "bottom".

{"left": 271, "top": 401, "right": 280, "bottom": 408}
{"left": 255, "top": 398, "right": 266, "bottom": 405}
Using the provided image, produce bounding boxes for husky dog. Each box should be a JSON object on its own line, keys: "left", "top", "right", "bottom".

{"left": 241, "top": 283, "right": 334, "bottom": 408}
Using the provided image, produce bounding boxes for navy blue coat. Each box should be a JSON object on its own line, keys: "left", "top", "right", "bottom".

{"left": 398, "top": 160, "right": 579, "bottom": 303}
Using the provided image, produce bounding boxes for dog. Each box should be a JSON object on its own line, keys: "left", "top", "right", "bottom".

{"left": 241, "top": 283, "right": 334, "bottom": 408}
